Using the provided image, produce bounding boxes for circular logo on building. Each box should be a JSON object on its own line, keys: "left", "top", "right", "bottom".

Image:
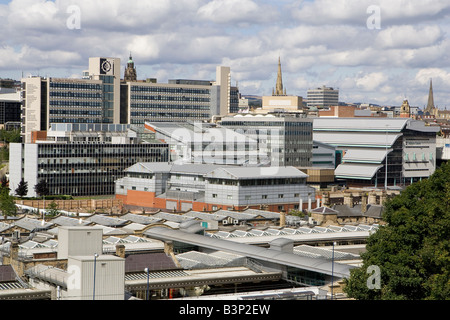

{"left": 101, "top": 60, "right": 112, "bottom": 74}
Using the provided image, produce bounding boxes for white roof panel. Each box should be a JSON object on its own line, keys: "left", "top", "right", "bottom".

{"left": 335, "top": 163, "right": 383, "bottom": 179}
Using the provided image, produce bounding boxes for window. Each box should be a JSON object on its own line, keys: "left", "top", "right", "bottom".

{"left": 278, "top": 194, "right": 284, "bottom": 199}
{"left": 212, "top": 194, "right": 218, "bottom": 198}
{"left": 245, "top": 195, "right": 251, "bottom": 200}
{"left": 227, "top": 195, "right": 233, "bottom": 200}
{"left": 294, "top": 193, "right": 299, "bottom": 197}
{"left": 262, "top": 195, "right": 268, "bottom": 199}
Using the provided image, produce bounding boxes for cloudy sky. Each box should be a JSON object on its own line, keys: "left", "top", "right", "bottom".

{"left": 1, "top": 0, "right": 450, "bottom": 108}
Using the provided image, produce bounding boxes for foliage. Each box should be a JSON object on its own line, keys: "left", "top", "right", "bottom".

{"left": 0, "top": 187, "right": 17, "bottom": 217}
{"left": 343, "top": 162, "right": 450, "bottom": 300}
{"left": 15, "top": 179, "right": 28, "bottom": 198}
{"left": 34, "top": 180, "right": 49, "bottom": 197}
{"left": 0, "top": 129, "right": 21, "bottom": 144}
{"left": 46, "top": 201, "right": 60, "bottom": 217}
{"left": 0, "top": 176, "right": 9, "bottom": 190}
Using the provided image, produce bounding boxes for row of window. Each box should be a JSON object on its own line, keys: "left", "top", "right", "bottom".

{"left": 49, "top": 110, "right": 102, "bottom": 116}
{"left": 131, "top": 86, "right": 210, "bottom": 95}
{"left": 131, "top": 95, "right": 210, "bottom": 103}
{"left": 212, "top": 193, "right": 302, "bottom": 200}
{"left": 130, "top": 104, "right": 211, "bottom": 111}
{"left": 50, "top": 82, "right": 102, "bottom": 91}
{"left": 50, "top": 92, "right": 102, "bottom": 99}
{"left": 50, "top": 101, "right": 102, "bottom": 107}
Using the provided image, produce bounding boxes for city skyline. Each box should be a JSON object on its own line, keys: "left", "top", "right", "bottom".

{"left": 1, "top": 0, "right": 450, "bottom": 108}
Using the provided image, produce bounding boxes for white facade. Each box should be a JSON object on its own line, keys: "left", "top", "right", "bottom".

{"left": 57, "top": 227, "right": 103, "bottom": 260}
{"left": 67, "top": 255, "right": 125, "bottom": 300}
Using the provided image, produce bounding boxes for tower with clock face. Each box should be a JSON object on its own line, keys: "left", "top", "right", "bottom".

{"left": 88, "top": 57, "right": 121, "bottom": 124}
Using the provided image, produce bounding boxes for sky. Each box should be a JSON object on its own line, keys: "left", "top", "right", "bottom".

{"left": 1, "top": 0, "right": 450, "bottom": 108}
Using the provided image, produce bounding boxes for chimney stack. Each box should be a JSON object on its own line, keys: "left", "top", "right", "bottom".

{"left": 115, "top": 244, "right": 126, "bottom": 259}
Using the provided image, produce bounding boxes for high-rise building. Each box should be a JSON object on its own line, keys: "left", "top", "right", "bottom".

{"left": 21, "top": 57, "right": 122, "bottom": 143}
{"left": 307, "top": 86, "right": 339, "bottom": 109}
{"left": 21, "top": 57, "right": 239, "bottom": 142}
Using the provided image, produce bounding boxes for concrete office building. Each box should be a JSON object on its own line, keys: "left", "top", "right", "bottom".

{"left": 313, "top": 118, "right": 440, "bottom": 187}
{"left": 116, "top": 163, "right": 316, "bottom": 212}
{"left": 307, "top": 86, "right": 339, "bottom": 109}
{"left": 21, "top": 57, "right": 121, "bottom": 143}
{"left": 21, "top": 57, "right": 239, "bottom": 143}
{"left": 218, "top": 113, "right": 313, "bottom": 167}
{"left": 122, "top": 66, "right": 239, "bottom": 125}
{"left": 9, "top": 123, "right": 169, "bottom": 197}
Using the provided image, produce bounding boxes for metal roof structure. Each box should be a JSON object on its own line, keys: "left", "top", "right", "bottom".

{"left": 13, "top": 217, "right": 54, "bottom": 232}
{"left": 313, "top": 118, "right": 410, "bottom": 132}
{"left": 343, "top": 148, "right": 393, "bottom": 164}
{"left": 50, "top": 216, "right": 91, "bottom": 227}
{"left": 335, "top": 163, "right": 384, "bottom": 180}
{"left": 205, "top": 166, "right": 308, "bottom": 180}
{"left": 85, "top": 215, "right": 129, "bottom": 227}
{"left": 121, "top": 213, "right": 162, "bottom": 225}
{"left": 144, "top": 227, "right": 354, "bottom": 278}
{"left": 313, "top": 132, "right": 401, "bottom": 148}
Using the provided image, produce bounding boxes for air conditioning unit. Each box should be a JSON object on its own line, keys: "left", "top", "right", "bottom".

{"left": 222, "top": 220, "right": 228, "bottom": 225}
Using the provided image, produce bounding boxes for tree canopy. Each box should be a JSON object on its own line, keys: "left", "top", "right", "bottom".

{"left": 344, "top": 162, "right": 450, "bottom": 300}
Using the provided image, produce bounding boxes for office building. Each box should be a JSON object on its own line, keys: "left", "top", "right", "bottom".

{"left": 21, "top": 57, "right": 121, "bottom": 143}
{"left": 307, "top": 86, "right": 339, "bottom": 109}
{"left": 313, "top": 118, "right": 440, "bottom": 187}
{"left": 218, "top": 113, "right": 313, "bottom": 167}
{"left": 9, "top": 123, "right": 169, "bottom": 197}
{"left": 116, "top": 163, "right": 316, "bottom": 212}
{"left": 21, "top": 57, "right": 239, "bottom": 143}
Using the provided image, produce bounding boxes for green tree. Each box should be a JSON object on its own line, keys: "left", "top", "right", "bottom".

{"left": 0, "top": 188, "right": 17, "bottom": 217}
{"left": 46, "top": 201, "right": 60, "bottom": 217}
{"left": 15, "top": 179, "right": 28, "bottom": 198}
{"left": 34, "top": 180, "right": 49, "bottom": 198}
{"left": 343, "top": 162, "right": 450, "bottom": 300}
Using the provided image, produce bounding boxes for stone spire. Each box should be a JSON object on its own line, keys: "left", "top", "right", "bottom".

{"left": 274, "top": 57, "right": 286, "bottom": 96}
{"left": 425, "top": 79, "right": 435, "bottom": 114}
{"left": 124, "top": 53, "right": 137, "bottom": 82}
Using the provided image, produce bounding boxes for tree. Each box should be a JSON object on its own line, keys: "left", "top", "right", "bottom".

{"left": 343, "top": 162, "right": 450, "bottom": 300}
{"left": 46, "top": 201, "right": 60, "bottom": 217}
{"left": 15, "top": 179, "right": 28, "bottom": 198}
{"left": 0, "top": 176, "right": 9, "bottom": 191}
{"left": 0, "top": 187, "right": 17, "bottom": 217}
{"left": 34, "top": 180, "right": 49, "bottom": 198}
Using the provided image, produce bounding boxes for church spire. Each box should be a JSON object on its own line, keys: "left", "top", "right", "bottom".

{"left": 274, "top": 56, "right": 286, "bottom": 96}
{"left": 425, "top": 78, "right": 435, "bottom": 114}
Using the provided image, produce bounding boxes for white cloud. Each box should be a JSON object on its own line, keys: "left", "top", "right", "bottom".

{"left": 0, "top": 0, "right": 450, "bottom": 106}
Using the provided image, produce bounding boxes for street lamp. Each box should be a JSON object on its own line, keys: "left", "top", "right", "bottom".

{"left": 331, "top": 241, "right": 336, "bottom": 300}
{"left": 93, "top": 253, "right": 99, "bottom": 300}
{"left": 144, "top": 267, "right": 150, "bottom": 300}
{"left": 385, "top": 124, "right": 389, "bottom": 191}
